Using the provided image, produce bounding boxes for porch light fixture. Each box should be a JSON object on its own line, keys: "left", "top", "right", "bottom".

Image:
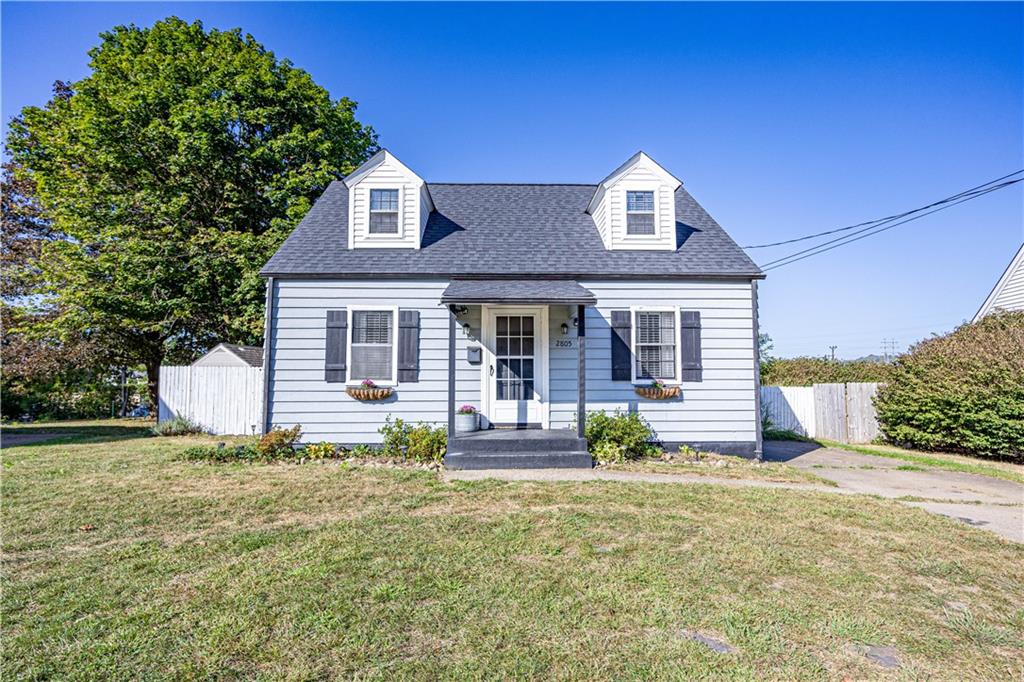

{"left": 462, "top": 322, "right": 472, "bottom": 337}
{"left": 560, "top": 322, "right": 569, "bottom": 336}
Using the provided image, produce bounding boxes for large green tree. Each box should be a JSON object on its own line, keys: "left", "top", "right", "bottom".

{"left": 6, "top": 17, "right": 377, "bottom": 407}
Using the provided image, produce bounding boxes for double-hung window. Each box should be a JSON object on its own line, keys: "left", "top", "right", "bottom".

{"left": 626, "top": 190, "right": 656, "bottom": 235}
{"left": 369, "top": 189, "right": 399, "bottom": 234}
{"left": 633, "top": 309, "right": 677, "bottom": 382}
{"left": 349, "top": 308, "right": 397, "bottom": 383}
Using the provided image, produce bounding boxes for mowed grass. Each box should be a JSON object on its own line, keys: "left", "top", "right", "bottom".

{"left": 3, "top": 425, "right": 1024, "bottom": 680}
{"left": 602, "top": 454, "right": 836, "bottom": 486}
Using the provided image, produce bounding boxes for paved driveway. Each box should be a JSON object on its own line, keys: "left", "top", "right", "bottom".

{"left": 764, "top": 441, "right": 1024, "bottom": 543}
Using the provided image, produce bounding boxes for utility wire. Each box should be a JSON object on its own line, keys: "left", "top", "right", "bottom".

{"left": 760, "top": 179, "right": 1022, "bottom": 271}
{"left": 761, "top": 179, "right": 1019, "bottom": 269}
{"left": 743, "top": 169, "right": 1023, "bottom": 249}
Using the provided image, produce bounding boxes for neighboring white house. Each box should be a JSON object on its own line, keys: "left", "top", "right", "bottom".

{"left": 192, "top": 343, "right": 264, "bottom": 368}
{"left": 974, "top": 243, "right": 1024, "bottom": 322}
{"left": 259, "top": 150, "right": 765, "bottom": 468}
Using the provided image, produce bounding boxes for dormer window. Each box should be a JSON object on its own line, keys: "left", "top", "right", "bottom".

{"left": 369, "top": 189, "right": 400, "bottom": 234}
{"left": 626, "top": 191, "right": 656, "bottom": 235}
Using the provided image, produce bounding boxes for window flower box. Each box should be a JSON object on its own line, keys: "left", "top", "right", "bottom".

{"left": 635, "top": 382, "right": 680, "bottom": 400}
{"left": 346, "top": 380, "right": 393, "bottom": 401}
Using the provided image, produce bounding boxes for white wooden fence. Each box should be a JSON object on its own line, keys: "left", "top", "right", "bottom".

{"left": 158, "top": 366, "right": 263, "bottom": 435}
{"left": 761, "top": 382, "right": 881, "bottom": 443}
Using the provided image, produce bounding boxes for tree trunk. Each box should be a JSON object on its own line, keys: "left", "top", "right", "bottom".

{"left": 145, "top": 358, "right": 161, "bottom": 413}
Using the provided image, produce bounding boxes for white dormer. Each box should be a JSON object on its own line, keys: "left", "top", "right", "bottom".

{"left": 344, "top": 150, "right": 434, "bottom": 249}
{"left": 587, "top": 152, "right": 682, "bottom": 251}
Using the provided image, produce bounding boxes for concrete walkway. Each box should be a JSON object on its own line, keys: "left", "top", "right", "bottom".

{"left": 444, "top": 442, "right": 1024, "bottom": 543}
{"left": 763, "top": 441, "right": 1023, "bottom": 543}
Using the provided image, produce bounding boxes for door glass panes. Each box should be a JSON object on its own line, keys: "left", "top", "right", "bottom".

{"left": 495, "top": 315, "right": 535, "bottom": 400}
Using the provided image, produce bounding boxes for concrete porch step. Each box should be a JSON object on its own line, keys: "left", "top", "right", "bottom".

{"left": 452, "top": 429, "right": 587, "bottom": 454}
{"left": 444, "top": 450, "right": 594, "bottom": 470}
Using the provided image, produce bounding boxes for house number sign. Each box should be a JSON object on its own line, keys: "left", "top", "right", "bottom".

{"left": 553, "top": 339, "right": 575, "bottom": 349}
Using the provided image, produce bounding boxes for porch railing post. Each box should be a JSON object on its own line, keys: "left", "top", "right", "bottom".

{"left": 577, "top": 304, "right": 586, "bottom": 439}
{"left": 447, "top": 305, "right": 456, "bottom": 445}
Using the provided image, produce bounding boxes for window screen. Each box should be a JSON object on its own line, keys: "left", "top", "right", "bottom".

{"left": 350, "top": 310, "right": 394, "bottom": 380}
{"left": 626, "top": 190, "right": 656, "bottom": 235}
{"left": 634, "top": 311, "right": 675, "bottom": 380}
{"left": 369, "top": 189, "right": 399, "bottom": 234}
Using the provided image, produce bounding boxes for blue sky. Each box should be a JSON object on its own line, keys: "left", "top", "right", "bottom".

{"left": 3, "top": 2, "right": 1022, "bottom": 359}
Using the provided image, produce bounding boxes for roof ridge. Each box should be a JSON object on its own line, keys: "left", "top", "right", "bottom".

{"left": 426, "top": 182, "right": 598, "bottom": 187}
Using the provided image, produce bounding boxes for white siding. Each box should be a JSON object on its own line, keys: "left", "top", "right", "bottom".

{"left": 550, "top": 281, "right": 756, "bottom": 445}
{"left": 590, "top": 187, "right": 610, "bottom": 248}
{"left": 268, "top": 279, "right": 477, "bottom": 443}
{"left": 347, "top": 155, "right": 424, "bottom": 250}
{"left": 605, "top": 163, "right": 677, "bottom": 251}
{"left": 268, "top": 278, "right": 757, "bottom": 447}
{"left": 976, "top": 244, "right": 1024, "bottom": 321}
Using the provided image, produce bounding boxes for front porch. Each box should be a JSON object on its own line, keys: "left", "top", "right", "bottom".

{"left": 444, "top": 428, "right": 592, "bottom": 470}
{"left": 441, "top": 279, "right": 595, "bottom": 469}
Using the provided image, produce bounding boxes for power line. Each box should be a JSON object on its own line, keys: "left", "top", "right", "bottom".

{"left": 743, "top": 169, "right": 1023, "bottom": 249}
{"left": 760, "top": 179, "right": 1022, "bottom": 271}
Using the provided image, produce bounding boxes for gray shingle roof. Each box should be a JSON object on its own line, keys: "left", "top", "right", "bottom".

{"left": 441, "top": 279, "right": 597, "bottom": 305}
{"left": 261, "top": 182, "right": 762, "bottom": 279}
{"left": 223, "top": 344, "right": 264, "bottom": 367}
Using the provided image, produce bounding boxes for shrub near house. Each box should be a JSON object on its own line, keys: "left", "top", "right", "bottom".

{"left": 874, "top": 311, "right": 1024, "bottom": 460}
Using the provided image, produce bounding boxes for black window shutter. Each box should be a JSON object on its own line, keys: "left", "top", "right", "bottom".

{"left": 610, "top": 310, "right": 632, "bottom": 381}
{"left": 325, "top": 309, "right": 347, "bottom": 383}
{"left": 680, "top": 310, "right": 703, "bottom": 382}
{"left": 397, "top": 310, "right": 420, "bottom": 383}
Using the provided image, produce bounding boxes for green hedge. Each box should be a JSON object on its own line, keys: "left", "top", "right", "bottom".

{"left": 874, "top": 312, "right": 1024, "bottom": 460}
{"left": 761, "top": 357, "right": 894, "bottom": 386}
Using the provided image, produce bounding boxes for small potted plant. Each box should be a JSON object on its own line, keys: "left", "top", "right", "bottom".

{"left": 635, "top": 379, "right": 680, "bottom": 400}
{"left": 346, "top": 379, "right": 394, "bottom": 401}
{"left": 455, "top": 404, "right": 480, "bottom": 433}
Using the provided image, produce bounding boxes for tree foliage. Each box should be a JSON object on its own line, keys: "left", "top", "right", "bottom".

{"left": 874, "top": 312, "right": 1024, "bottom": 460}
{"left": 5, "top": 17, "right": 377, "bottom": 406}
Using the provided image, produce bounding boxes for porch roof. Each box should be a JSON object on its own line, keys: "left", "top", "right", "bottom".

{"left": 440, "top": 279, "right": 597, "bottom": 306}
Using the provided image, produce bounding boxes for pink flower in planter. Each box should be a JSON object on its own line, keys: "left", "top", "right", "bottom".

{"left": 457, "top": 404, "right": 478, "bottom": 414}
{"left": 361, "top": 379, "right": 377, "bottom": 388}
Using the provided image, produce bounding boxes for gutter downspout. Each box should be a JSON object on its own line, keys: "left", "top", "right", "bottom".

{"left": 260, "top": 277, "right": 275, "bottom": 436}
{"left": 751, "top": 279, "right": 763, "bottom": 461}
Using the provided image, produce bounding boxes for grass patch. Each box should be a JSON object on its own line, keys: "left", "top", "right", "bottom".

{"left": 602, "top": 453, "right": 835, "bottom": 486}
{"left": 819, "top": 440, "right": 1024, "bottom": 485}
{"left": 762, "top": 427, "right": 815, "bottom": 442}
{"left": 3, "top": 424, "right": 1023, "bottom": 679}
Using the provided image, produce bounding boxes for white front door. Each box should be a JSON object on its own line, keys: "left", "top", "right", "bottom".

{"left": 483, "top": 306, "right": 547, "bottom": 427}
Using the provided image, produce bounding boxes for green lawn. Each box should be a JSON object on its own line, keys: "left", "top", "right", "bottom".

{"left": 3, "top": 422, "right": 1023, "bottom": 680}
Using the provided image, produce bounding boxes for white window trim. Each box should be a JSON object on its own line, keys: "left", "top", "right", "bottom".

{"left": 366, "top": 187, "right": 404, "bottom": 239}
{"left": 625, "top": 190, "right": 656, "bottom": 237}
{"left": 618, "top": 183, "right": 662, "bottom": 242}
{"left": 629, "top": 305, "right": 681, "bottom": 385}
{"left": 344, "top": 304, "right": 400, "bottom": 386}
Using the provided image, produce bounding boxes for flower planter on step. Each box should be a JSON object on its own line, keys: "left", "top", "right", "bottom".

{"left": 455, "top": 412, "right": 479, "bottom": 433}
{"left": 634, "top": 385, "right": 680, "bottom": 400}
{"left": 346, "top": 386, "right": 394, "bottom": 401}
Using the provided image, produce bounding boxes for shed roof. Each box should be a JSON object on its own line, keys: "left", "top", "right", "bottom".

{"left": 441, "top": 279, "right": 596, "bottom": 305}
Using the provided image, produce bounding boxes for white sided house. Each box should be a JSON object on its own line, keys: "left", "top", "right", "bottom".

{"left": 974, "top": 242, "right": 1024, "bottom": 322}
{"left": 260, "top": 151, "right": 766, "bottom": 468}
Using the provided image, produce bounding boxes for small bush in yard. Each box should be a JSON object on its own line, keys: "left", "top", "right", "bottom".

{"left": 257, "top": 425, "right": 302, "bottom": 458}
{"left": 379, "top": 416, "right": 447, "bottom": 463}
{"left": 303, "top": 442, "right": 337, "bottom": 460}
{"left": 151, "top": 416, "right": 205, "bottom": 436}
{"left": 585, "top": 410, "right": 657, "bottom": 461}
{"left": 874, "top": 311, "right": 1024, "bottom": 460}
